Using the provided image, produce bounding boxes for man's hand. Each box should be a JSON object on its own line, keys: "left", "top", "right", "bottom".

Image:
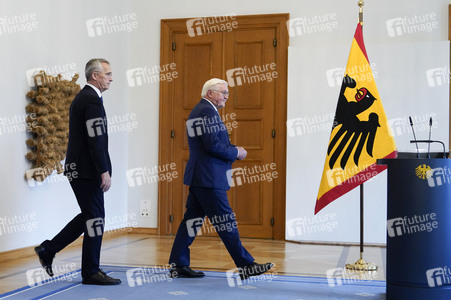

{"left": 236, "top": 146, "right": 247, "bottom": 160}
{"left": 100, "top": 171, "right": 111, "bottom": 192}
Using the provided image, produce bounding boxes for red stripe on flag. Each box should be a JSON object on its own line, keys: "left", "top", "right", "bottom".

{"left": 353, "top": 24, "right": 369, "bottom": 62}
{"left": 314, "top": 150, "right": 397, "bottom": 215}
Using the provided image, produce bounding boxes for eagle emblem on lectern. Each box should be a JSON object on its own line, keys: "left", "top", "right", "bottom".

{"left": 415, "top": 164, "right": 432, "bottom": 180}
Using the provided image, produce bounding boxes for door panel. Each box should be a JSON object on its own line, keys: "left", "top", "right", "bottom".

{"left": 224, "top": 29, "right": 276, "bottom": 238}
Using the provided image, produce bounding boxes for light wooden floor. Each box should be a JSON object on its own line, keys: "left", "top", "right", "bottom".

{"left": 0, "top": 233, "right": 386, "bottom": 294}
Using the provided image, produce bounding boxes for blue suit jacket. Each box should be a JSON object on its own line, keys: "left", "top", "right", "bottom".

{"left": 64, "top": 85, "right": 111, "bottom": 180}
{"left": 183, "top": 99, "right": 238, "bottom": 190}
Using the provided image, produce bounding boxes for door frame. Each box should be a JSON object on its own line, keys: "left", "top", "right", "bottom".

{"left": 158, "top": 13, "right": 289, "bottom": 240}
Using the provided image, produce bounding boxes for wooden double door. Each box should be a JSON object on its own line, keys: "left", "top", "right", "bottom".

{"left": 159, "top": 14, "right": 288, "bottom": 239}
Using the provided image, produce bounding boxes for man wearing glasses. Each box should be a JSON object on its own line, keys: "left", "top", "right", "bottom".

{"left": 34, "top": 58, "right": 121, "bottom": 285}
{"left": 168, "top": 78, "right": 273, "bottom": 280}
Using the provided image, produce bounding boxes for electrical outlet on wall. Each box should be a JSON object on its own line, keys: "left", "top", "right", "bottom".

{"left": 140, "top": 199, "right": 151, "bottom": 217}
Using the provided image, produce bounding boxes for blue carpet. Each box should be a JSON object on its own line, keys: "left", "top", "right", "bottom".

{"left": 0, "top": 265, "right": 386, "bottom": 300}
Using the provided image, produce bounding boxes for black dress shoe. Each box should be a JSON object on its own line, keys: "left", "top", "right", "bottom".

{"left": 169, "top": 266, "right": 205, "bottom": 278}
{"left": 239, "top": 262, "right": 273, "bottom": 280}
{"left": 34, "top": 245, "right": 54, "bottom": 277}
{"left": 82, "top": 270, "right": 121, "bottom": 285}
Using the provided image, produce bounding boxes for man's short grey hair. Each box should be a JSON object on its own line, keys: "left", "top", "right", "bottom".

{"left": 85, "top": 58, "right": 110, "bottom": 81}
{"left": 201, "top": 78, "right": 228, "bottom": 98}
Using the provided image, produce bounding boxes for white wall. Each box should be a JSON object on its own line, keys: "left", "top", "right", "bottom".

{"left": 0, "top": 0, "right": 449, "bottom": 252}
{"left": 0, "top": 0, "right": 131, "bottom": 252}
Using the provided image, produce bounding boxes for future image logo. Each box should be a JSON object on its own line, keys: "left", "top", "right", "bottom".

{"left": 286, "top": 13, "right": 338, "bottom": 37}
{"left": 107, "top": 113, "right": 139, "bottom": 134}
{"left": 24, "top": 167, "right": 47, "bottom": 187}
{"left": 326, "top": 63, "right": 378, "bottom": 88}
{"left": 287, "top": 113, "right": 334, "bottom": 137}
{"left": 387, "top": 212, "right": 438, "bottom": 238}
{"left": 186, "top": 217, "right": 204, "bottom": 237}
{"left": 426, "top": 67, "right": 450, "bottom": 87}
{"left": 227, "top": 163, "right": 278, "bottom": 187}
{"left": 0, "top": 13, "right": 38, "bottom": 36}
{"left": 103, "top": 213, "right": 138, "bottom": 235}
{"left": 86, "top": 218, "right": 104, "bottom": 237}
{"left": 226, "top": 264, "right": 277, "bottom": 288}
{"left": 326, "top": 267, "right": 377, "bottom": 287}
{"left": 86, "top": 13, "right": 138, "bottom": 37}
{"left": 25, "top": 164, "right": 78, "bottom": 187}
{"left": 386, "top": 13, "right": 438, "bottom": 37}
{"left": 186, "top": 117, "right": 207, "bottom": 137}
{"left": 325, "top": 168, "right": 346, "bottom": 186}
{"left": 0, "top": 113, "right": 37, "bottom": 137}
{"left": 326, "top": 68, "right": 345, "bottom": 87}
{"left": 286, "top": 213, "right": 338, "bottom": 238}
{"left": 227, "top": 168, "right": 245, "bottom": 187}
{"left": 325, "top": 164, "right": 377, "bottom": 188}
{"left": 126, "top": 265, "right": 174, "bottom": 287}
{"left": 186, "top": 14, "right": 238, "bottom": 37}
{"left": 25, "top": 63, "right": 77, "bottom": 87}
{"left": 0, "top": 213, "right": 38, "bottom": 236}
{"left": 387, "top": 113, "right": 437, "bottom": 137}
{"left": 86, "top": 117, "right": 107, "bottom": 137}
{"left": 186, "top": 213, "right": 237, "bottom": 237}
{"left": 426, "top": 266, "right": 451, "bottom": 287}
{"left": 26, "top": 263, "right": 78, "bottom": 287}
{"left": 126, "top": 268, "right": 146, "bottom": 287}
{"left": 226, "top": 63, "right": 278, "bottom": 87}
{"left": 426, "top": 167, "right": 451, "bottom": 187}
{"left": 126, "top": 63, "right": 178, "bottom": 87}
{"left": 186, "top": 115, "right": 227, "bottom": 137}
{"left": 126, "top": 163, "right": 178, "bottom": 187}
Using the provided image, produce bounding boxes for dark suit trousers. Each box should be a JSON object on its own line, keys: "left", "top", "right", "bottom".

{"left": 43, "top": 178, "right": 105, "bottom": 278}
{"left": 169, "top": 187, "right": 254, "bottom": 268}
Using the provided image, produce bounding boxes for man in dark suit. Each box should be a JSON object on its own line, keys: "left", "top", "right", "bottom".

{"left": 169, "top": 78, "right": 273, "bottom": 280}
{"left": 34, "top": 58, "right": 121, "bottom": 285}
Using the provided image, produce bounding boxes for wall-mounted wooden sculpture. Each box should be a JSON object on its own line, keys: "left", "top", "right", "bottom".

{"left": 25, "top": 71, "right": 80, "bottom": 183}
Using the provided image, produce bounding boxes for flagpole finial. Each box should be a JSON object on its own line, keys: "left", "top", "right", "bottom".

{"left": 358, "top": 0, "right": 364, "bottom": 25}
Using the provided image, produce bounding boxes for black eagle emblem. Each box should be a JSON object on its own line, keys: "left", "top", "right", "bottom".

{"left": 328, "top": 75, "right": 380, "bottom": 170}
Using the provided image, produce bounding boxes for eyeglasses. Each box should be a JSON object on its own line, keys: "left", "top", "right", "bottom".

{"left": 211, "top": 90, "right": 229, "bottom": 96}
{"left": 94, "top": 71, "right": 113, "bottom": 78}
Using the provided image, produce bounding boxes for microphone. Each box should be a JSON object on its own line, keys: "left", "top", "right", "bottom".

{"left": 409, "top": 116, "right": 420, "bottom": 159}
{"left": 427, "top": 117, "right": 432, "bottom": 159}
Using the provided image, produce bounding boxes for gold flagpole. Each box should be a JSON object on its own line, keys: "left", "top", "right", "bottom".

{"left": 358, "top": 0, "right": 364, "bottom": 25}
{"left": 345, "top": 0, "right": 377, "bottom": 272}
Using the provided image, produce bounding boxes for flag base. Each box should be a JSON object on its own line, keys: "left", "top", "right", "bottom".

{"left": 345, "top": 258, "right": 377, "bottom": 271}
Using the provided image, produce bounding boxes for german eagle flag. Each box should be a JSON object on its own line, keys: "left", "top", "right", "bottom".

{"left": 315, "top": 23, "right": 397, "bottom": 214}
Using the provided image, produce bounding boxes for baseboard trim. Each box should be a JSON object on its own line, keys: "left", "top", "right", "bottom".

{"left": 0, "top": 229, "right": 131, "bottom": 263}
{"left": 286, "top": 239, "right": 386, "bottom": 248}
